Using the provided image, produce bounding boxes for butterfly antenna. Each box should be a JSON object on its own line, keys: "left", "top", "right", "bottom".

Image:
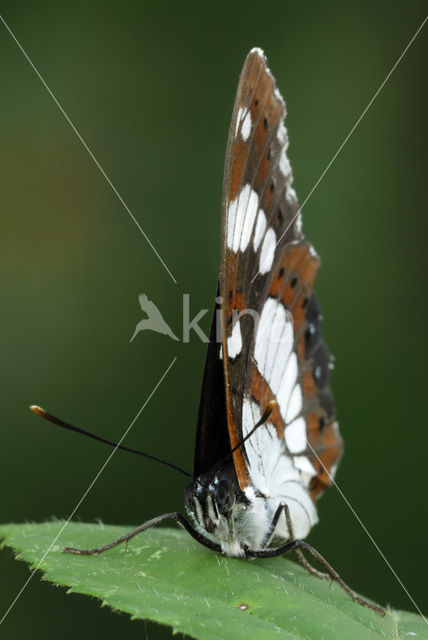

{"left": 209, "top": 400, "right": 276, "bottom": 482}
{"left": 29, "top": 405, "right": 195, "bottom": 480}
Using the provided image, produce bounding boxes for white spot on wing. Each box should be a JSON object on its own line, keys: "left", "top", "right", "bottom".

{"left": 241, "top": 111, "right": 252, "bottom": 141}
{"left": 275, "top": 480, "right": 318, "bottom": 537}
{"left": 254, "top": 299, "right": 304, "bottom": 440}
{"left": 242, "top": 398, "right": 299, "bottom": 495}
{"left": 227, "top": 184, "right": 259, "bottom": 253}
{"left": 277, "top": 122, "right": 287, "bottom": 146}
{"left": 227, "top": 199, "right": 236, "bottom": 248}
{"left": 255, "top": 300, "right": 295, "bottom": 404}
{"left": 235, "top": 107, "right": 244, "bottom": 137}
{"left": 255, "top": 299, "right": 290, "bottom": 394}
{"left": 237, "top": 187, "right": 257, "bottom": 250}
{"left": 250, "top": 47, "right": 265, "bottom": 59}
{"left": 293, "top": 456, "right": 317, "bottom": 477}
{"left": 274, "top": 86, "right": 285, "bottom": 107}
{"left": 253, "top": 209, "right": 266, "bottom": 251}
{"left": 259, "top": 228, "right": 276, "bottom": 273}
{"left": 235, "top": 107, "right": 251, "bottom": 142}
{"left": 286, "top": 186, "right": 297, "bottom": 206}
{"left": 293, "top": 456, "right": 317, "bottom": 487}
{"left": 279, "top": 151, "right": 291, "bottom": 177}
{"left": 287, "top": 385, "right": 302, "bottom": 422}
{"left": 285, "top": 417, "right": 306, "bottom": 453}
{"left": 241, "top": 397, "right": 318, "bottom": 538}
{"left": 244, "top": 485, "right": 255, "bottom": 500}
{"left": 227, "top": 321, "right": 242, "bottom": 359}
{"left": 276, "top": 352, "right": 298, "bottom": 417}
{"left": 269, "top": 322, "right": 293, "bottom": 395}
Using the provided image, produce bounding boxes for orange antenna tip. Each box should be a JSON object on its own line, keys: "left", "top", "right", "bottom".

{"left": 29, "top": 405, "right": 46, "bottom": 416}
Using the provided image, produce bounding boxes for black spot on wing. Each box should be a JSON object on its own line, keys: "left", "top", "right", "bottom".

{"left": 312, "top": 341, "right": 331, "bottom": 389}
{"left": 304, "top": 291, "right": 322, "bottom": 357}
{"left": 319, "top": 388, "right": 335, "bottom": 419}
{"left": 306, "top": 291, "right": 322, "bottom": 325}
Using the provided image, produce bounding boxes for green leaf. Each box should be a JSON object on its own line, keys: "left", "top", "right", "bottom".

{"left": 0, "top": 521, "right": 425, "bottom": 639}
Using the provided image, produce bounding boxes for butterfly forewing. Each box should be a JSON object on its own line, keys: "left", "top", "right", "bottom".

{"left": 219, "top": 48, "right": 342, "bottom": 498}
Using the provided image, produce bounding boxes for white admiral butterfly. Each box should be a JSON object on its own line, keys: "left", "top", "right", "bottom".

{"left": 31, "top": 48, "right": 384, "bottom": 615}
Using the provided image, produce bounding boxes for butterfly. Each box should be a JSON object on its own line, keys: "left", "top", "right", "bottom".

{"left": 31, "top": 48, "right": 384, "bottom": 615}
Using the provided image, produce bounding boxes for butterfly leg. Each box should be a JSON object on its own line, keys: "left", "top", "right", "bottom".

{"left": 260, "top": 501, "right": 288, "bottom": 547}
{"left": 292, "top": 539, "right": 385, "bottom": 614}
{"left": 262, "top": 503, "right": 330, "bottom": 581}
{"left": 63, "top": 512, "right": 221, "bottom": 555}
{"left": 247, "top": 517, "right": 385, "bottom": 615}
{"left": 283, "top": 503, "right": 331, "bottom": 582}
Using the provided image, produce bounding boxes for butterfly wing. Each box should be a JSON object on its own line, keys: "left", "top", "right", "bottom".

{"left": 220, "top": 48, "right": 343, "bottom": 498}
{"left": 193, "top": 293, "right": 230, "bottom": 478}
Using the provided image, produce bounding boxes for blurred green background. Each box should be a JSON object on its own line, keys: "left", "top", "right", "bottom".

{"left": 1, "top": 1, "right": 426, "bottom": 638}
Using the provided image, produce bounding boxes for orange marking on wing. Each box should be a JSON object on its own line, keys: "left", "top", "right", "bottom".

{"left": 229, "top": 290, "right": 246, "bottom": 313}
{"left": 270, "top": 243, "right": 319, "bottom": 301}
{"left": 225, "top": 249, "right": 239, "bottom": 286}
{"left": 227, "top": 405, "right": 250, "bottom": 489}
{"left": 229, "top": 138, "right": 248, "bottom": 202}
{"left": 251, "top": 73, "right": 282, "bottom": 200}
{"left": 312, "top": 445, "right": 341, "bottom": 485}
{"left": 292, "top": 295, "right": 306, "bottom": 332}
{"left": 222, "top": 255, "right": 249, "bottom": 489}
{"left": 297, "top": 336, "right": 305, "bottom": 362}
{"left": 251, "top": 367, "right": 284, "bottom": 438}
{"left": 229, "top": 51, "right": 282, "bottom": 204}
{"left": 282, "top": 283, "right": 295, "bottom": 307}
{"left": 294, "top": 250, "right": 319, "bottom": 290}
{"left": 309, "top": 477, "right": 324, "bottom": 500}
{"left": 269, "top": 244, "right": 308, "bottom": 297}
{"left": 306, "top": 412, "right": 319, "bottom": 434}
{"left": 256, "top": 147, "right": 271, "bottom": 193}
{"left": 308, "top": 421, "right": 343, "bottom": 499}
{"left": 302, "top": 369, "right": 316, "bottom": 397}
{"left": 269, "top": 242, "right": 320, "bottom": 365}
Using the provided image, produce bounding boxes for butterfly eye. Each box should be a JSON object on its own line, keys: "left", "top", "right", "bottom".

{"left": 215, "top": 480, "right": 234, "bottom": 513}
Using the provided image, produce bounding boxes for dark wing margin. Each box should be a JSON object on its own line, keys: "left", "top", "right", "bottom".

{"left": 193, "top": 292, "right": 230, "bottom": 478}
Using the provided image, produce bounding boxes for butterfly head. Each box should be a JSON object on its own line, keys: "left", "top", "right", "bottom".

{"left": 184, "top": 462, "right": 243, "bottom": 536}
